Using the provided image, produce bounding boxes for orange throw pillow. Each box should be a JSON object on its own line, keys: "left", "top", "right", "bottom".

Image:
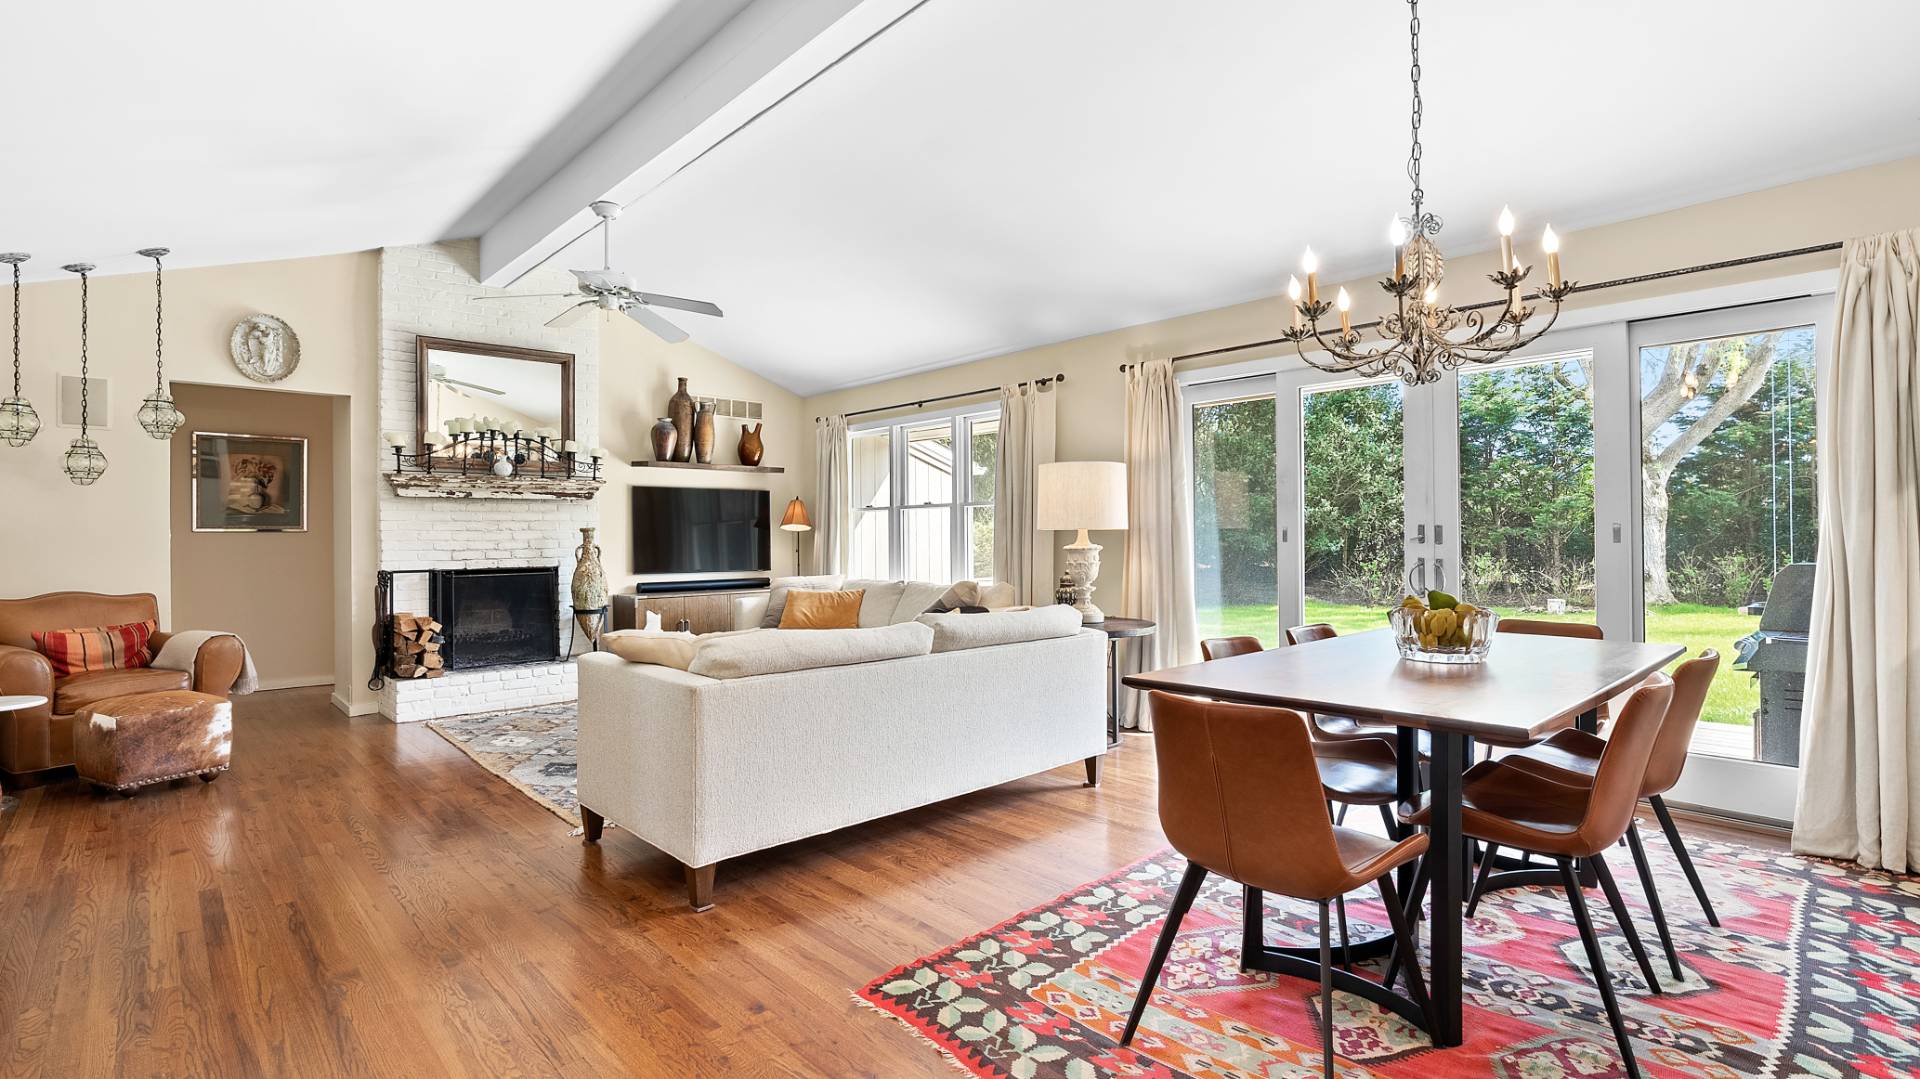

{"left": 31, "top": 619, "right": 158, "bottom": 678}
{"left": 777, "top": 589, "right": 864, "bottom": 630}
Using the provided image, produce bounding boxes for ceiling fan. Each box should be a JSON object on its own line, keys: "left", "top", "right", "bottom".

{"left": 427, "top": 361, "right": 503, "bottom": 397}
{"left": 471, "top": 200, "right": 723, "bottom": 344}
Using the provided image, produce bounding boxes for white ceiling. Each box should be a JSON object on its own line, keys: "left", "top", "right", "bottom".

{"left": 7, "top": 1, "right": 1918, "bottom": 395}
{"left": 562, "top": 0, "right": 1920, "bottom": 395}
{"left": 0, "top": 0, "right": 719, "bottom": 280}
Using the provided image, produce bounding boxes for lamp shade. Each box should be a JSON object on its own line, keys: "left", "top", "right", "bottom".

{"left": 780, "top": 496, "right": 812, "bottom": 532}
{"left": 1036, "top": 461, "right": 1127, "bottom": 532}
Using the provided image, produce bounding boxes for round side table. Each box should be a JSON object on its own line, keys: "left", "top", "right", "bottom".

{"left": 1091, "top": 618, "right": 1155, "bottom": 747}
{"left": 0, "top": 694, "right": 49, "bottom": 812}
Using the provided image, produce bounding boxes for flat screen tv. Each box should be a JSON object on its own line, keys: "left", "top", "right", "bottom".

{"left": 630, "top": 487, "right": 771, "bottom": 575}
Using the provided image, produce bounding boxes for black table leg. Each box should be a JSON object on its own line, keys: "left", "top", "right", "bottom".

{"left": 1105, "top": 639, "right": 1121, "bottom": 748}
{"left": 1425, "top": 731, "right": 1466, "bottom": 1047}
{"left": 1395, "top": 725, "right": 1420, "bottom": 892}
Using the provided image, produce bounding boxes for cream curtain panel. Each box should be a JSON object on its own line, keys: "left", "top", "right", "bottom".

{"left": 1793, "top": 228, "right": 1920, "bottom": 873}
{"left": 812, "top": 415, "right": 850, "bottom": 575}
{"left": 993, "top": 382, "right": 1057, "bottom": 603}
{"left": 1119, "top": 358, "right": 1198, "bottom": 731}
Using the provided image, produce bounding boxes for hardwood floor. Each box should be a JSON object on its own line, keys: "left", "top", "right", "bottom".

{"left": 0, "top": 688, "right": 1788, "bottom": 1077}
{"left": 0, "top": 688, "right": 1168, "bottom": 1077}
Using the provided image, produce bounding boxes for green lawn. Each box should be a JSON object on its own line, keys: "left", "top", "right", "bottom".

{"left": 1196, "top": 600, "right": 1759, "bottom": 731}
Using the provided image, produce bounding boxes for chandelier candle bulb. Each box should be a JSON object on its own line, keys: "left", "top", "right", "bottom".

{"left": 1287, "top": 276, "right": 1304, "bottom": 330}
{"left": 1497, "top": 205, "right": 1516, "bottom": 271}
{"left": 1301, "top": 247, "right": 1319, "bottom": 304}
{"left": 1336, "top": 288, "right": 1353, "bottom": 336}
{"left": 1542, "top": 225, "right": 1562, "bottom": 287}
{"left": 1388, "top": 217, "right": 1409, "bottom": 279}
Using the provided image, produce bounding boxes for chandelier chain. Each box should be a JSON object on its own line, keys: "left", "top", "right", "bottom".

{"left": 1407, "top": 0, "right": 1423, "bottom": 223}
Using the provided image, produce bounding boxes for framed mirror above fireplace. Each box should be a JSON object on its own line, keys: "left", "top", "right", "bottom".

{"left": 416, "top": 336, "right": 574, "bottom": 456}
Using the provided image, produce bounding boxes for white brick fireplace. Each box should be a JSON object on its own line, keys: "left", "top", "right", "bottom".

{"left": 375, "top": 241, "right": 601, "bottom": 723}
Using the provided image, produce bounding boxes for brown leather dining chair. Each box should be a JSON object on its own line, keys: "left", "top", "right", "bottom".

{"left": 1495, "top": 651, "right": 1723, "bottom": 979}
{"left": 1284, "top": 624, "right": 1405, "bottom": 745}
{"left": 1404, "top": 674, "right": 1677, "bottom": 1079}
{"left": 1122, "top": 691, "right": 1431, "bottom": 1079}
{"left": 1496, "top": 617, "right": 1604, "bottom": 639}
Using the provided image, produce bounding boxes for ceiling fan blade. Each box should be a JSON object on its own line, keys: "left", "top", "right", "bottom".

{"left": 546, "top": 302, "right": 597, "bottom": 329}
{"left": 468, "top": 292, "right": 577, "bottom": 302}
{"left": 633, "top": 292, "right": 723, "bottom": 318}
{"left": 623, "top": 303, "right": 689, "bottom": 344}
{"left": 446, "top": 378, "right": 506, "bottom": 396}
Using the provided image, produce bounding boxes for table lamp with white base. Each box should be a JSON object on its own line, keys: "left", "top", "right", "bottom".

{"left": 1036, "top": 461, "right": 1128, "bottom": 624}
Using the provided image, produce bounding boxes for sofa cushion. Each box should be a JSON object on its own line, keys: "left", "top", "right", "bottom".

{"left": 760, "top": 574, "right": 846, "bottom": 628}
{"left": 688, "top": 622, "right": 934, "bottom": 679}
{"left": 836, "top": 579, "right": 904, "bottom": 627}
{"left": 55, "top": 667, "right": 191, "bottom": 714}
{"left": 602, "top": 629, "right": 699, "bottom": 670}
{"left": 916, "top": 605, "right": 1084, "bottom": 653}
{"left": 778, "top": 589, "right": 864, "bottom": 630}
{"left": 893, "top": 581, "right": 951, "bottom": 623}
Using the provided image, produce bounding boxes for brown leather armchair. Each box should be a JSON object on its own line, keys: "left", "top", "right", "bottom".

{"left": 0, "top": 591, "right": 245, "bottom": 778}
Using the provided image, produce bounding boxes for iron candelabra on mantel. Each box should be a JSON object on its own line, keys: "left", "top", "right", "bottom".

{"left": 383, "top": 429, "right": 604, "bottom": 481}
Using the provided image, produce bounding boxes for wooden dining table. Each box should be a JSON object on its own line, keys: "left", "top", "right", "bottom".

{"left": 1122, "top": 627, "right": 1684, "bottom": 1047}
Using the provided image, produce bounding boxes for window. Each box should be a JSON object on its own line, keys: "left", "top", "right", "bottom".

{"left": 849, "top": 409, "right": 998, "bottom": 582}
{"left": 1188, "top": 382, "right": 1279, "bottom": 646}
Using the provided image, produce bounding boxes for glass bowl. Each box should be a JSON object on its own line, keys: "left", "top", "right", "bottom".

{"left": 1390, "top": 604, "right": 1498, "bottom": 664}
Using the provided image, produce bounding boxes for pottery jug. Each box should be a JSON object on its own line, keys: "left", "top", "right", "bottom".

{"left": 650, "top": 417, "right": 678, "bottom": 462}
{"left": 693, "top": 403, "right": 716, "bottom": 464}
{"left": 667, "top": 377, "right": 694, "bottom": 462}
{"left": 572, "top": 527, "right": 609, "bottom": 644}
{"left": 737, "top": 422, "right": 764, "bottom": 467}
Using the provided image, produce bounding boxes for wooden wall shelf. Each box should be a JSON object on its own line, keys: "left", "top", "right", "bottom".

{"left": 628, "top": 460, "right": 786, "bottom": 474}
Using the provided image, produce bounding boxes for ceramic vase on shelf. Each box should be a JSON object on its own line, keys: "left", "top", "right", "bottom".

{"left": 572, "top": 527, "right": 609, "bottom": 647}
{"left": 693, "top": 403, "right": 715, "bottom": 464}
{"left": 667, "top": 377, "right": 694, "bottom": 462}
{"left": 737, "top": 422, "right": 764, "bottom": 467}
{"left": 650, "top": 417, "right": 678, "bottom": 462}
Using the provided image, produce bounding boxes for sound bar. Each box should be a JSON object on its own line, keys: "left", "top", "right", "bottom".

{"left": 632, "top": 577, "right": 771, "bottom": 595}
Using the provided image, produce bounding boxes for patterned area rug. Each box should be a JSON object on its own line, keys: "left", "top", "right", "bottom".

{"left": 858, "top": 837, "right": 1920, "bottom": 1078}
{"left": 428, "top": 703, "right": 580, "bottom": 825}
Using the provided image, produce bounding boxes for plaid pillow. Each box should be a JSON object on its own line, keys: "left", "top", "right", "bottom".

{"left": 30, "top": 619, "right": 158, "bottom": 678}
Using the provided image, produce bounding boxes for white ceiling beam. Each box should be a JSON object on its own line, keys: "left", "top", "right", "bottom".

{"left": 478, "top": 0, "right": 925, "bottom": 287}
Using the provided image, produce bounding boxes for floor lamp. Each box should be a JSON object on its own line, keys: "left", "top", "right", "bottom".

{"left": 780, "top": 497, "right": 812, "bottom": 573}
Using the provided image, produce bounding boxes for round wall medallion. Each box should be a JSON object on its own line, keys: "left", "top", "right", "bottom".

{"left": 229, "top": 314, "right": 300, "bottom": 383}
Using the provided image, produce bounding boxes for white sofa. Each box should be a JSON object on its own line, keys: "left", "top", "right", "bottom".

{"left": 577, "top": 594, "right": 1107, "bottom": 910}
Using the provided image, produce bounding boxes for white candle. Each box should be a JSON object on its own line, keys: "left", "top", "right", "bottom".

{"left": 1497, "top": 205, "right": 1516, "bottom": 275}
{"left": 589, "top": 446, "right": 606, "bottom": 460}
{"left": 1335, "top": 287, "right": 1352, "bottom": 336}
{"left": 1287, "top": 276, "right": 1304, "bottom": 331}
{"left": 1301, "top": 247, "right": 1320, "bottom": 305}
{"left": 1388, "top": 217, "right": 1408, "bottom": 280}
{"left": 1541, "top": 225, "right": 1562, "bottom": 288}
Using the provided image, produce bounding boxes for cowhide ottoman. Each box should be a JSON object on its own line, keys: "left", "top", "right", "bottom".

{"left": 74, "top": 690, "right": 232, "bottom": 796}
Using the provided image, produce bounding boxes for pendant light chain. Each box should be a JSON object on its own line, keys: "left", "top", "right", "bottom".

{"left": 152, "top": 251, "right": 164, "bottom": 395}
{"left": 9, "top": 259, "right": 19, "bottom": 397}
{"left": 135, "top": 246, "right": 182, "bottom": 439}
{"left": 78, "top": 267, "right": 89, "bottom": 433}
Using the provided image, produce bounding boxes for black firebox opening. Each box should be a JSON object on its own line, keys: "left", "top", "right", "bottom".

{"left": 430, "top": 567, "right": 560, "bottom": 670}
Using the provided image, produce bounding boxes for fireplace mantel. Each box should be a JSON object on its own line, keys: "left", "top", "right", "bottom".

{"left": 385, "top": 473, "right": 604, "bottom": 501}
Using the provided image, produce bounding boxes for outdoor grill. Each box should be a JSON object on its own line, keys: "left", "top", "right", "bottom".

{"left": 1734, "top": 562, "right": 1815, "bottom": 766}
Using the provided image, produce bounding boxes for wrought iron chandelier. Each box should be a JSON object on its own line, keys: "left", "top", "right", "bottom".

{"left": 134, "top": 246, "right": 184, "bottom": 438}
{"left": 0, "top": 252, "right": 38, "bottom": 447}
{"left": 1282, "top": 0, "right": 1576, "bottom": 385}
{"left": 61, "top": 262, "right": 107, "bottom": 485}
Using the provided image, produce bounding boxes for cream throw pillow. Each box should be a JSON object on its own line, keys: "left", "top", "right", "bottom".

{"left": 602, "top": 629, "right": 699, "bottom": 670}
{"left": 688, "top": 622, "right": 934, "bottom": 679}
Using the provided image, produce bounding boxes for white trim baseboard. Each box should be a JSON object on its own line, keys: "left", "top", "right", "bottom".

{"left": 330, "top": 692, "right": 380, "bottom": 717}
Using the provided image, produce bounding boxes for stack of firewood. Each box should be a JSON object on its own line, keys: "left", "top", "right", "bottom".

{"left": 390, "top": 613, "right": 445, "bottom": 679}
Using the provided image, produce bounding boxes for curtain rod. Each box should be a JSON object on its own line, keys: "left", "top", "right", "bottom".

{"left": 817, "top": 372, "right": 1065, "bottom": 423}
{"left": 1117, "top": 240, "right": 1845, "bottom": 371}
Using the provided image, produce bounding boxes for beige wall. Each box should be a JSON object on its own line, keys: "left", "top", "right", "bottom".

{"left": 0, "top": 251, "right": 382, "bottom": 713}
{"left": 802, "top": 156, "right": 1920, "bottom": 612}
{"left": 595, "top": 315, "right": 809, "bottom": 591}
{"left": 169, "top": 384, "right": 337, "bottom": 689}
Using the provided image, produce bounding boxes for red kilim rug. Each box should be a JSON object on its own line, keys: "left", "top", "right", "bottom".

{"left": 856, "top": 837, "right": 1920, "bottom": 1078}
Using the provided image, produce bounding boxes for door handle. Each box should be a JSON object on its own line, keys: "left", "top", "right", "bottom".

{"left": 1434, "top": 558, "right": 1447, "bottom": 590}
{"left": 1413, "top": 524, "right": 1427, "bottom": 543}
{"left": 1406, "top": 558, "right": 1427, "bottom": 594}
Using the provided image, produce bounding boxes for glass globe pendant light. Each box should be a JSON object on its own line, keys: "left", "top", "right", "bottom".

{"left": 0, "top": 253, "right": 39, "bottom": 447}
{"left": 61, "top": 263, "right": 106, "bottom": 485}
{"left": 133, "top": 247, "right": 183, "bottom": 438}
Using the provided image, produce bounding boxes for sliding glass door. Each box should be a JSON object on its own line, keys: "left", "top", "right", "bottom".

{"left": 1237, "top": 295, "right": 1827, "bottom": 821}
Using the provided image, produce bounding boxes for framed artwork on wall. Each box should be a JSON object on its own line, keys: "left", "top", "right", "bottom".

{"left": 192, "top": 432, "right": 309, "bottom": 532}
